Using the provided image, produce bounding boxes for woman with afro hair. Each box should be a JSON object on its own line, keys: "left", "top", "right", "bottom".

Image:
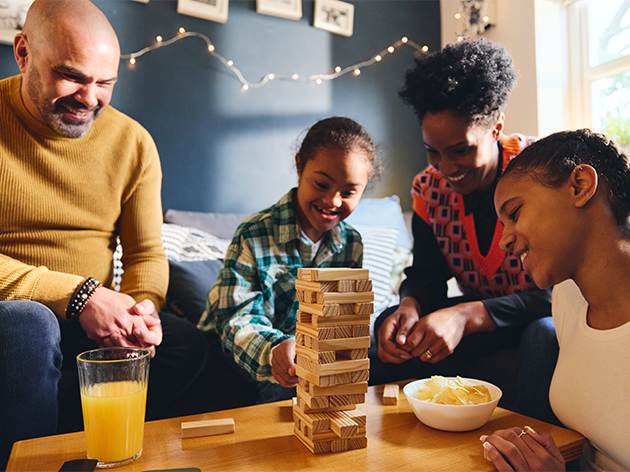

{"left": 374, "top": 38, "right": 556, "bottom": 421}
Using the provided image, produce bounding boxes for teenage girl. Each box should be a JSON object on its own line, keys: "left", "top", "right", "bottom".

{"left": 485, "top": 129, "right": 630, "bottom": 471}
{"left": 198, "top": 117, "right": 380, "bottom": 401}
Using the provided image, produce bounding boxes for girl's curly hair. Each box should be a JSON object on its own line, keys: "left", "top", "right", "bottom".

{"left": 399, "top": 38, "right": 517, "bottom": 126}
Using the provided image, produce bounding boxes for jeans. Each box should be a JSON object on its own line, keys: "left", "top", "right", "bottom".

{"left": 0, "top": 301, "right": 62, "bottom": 470}
{"left": 512, "top": 316, "right": 561, "bottom": 425}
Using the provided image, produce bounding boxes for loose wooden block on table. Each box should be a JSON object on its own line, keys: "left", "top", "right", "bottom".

{"left": 383, "top": 384, "right": 399, "bottom": 405}
{"left": 181, "top": 418, "right": 235, "bottom": 438}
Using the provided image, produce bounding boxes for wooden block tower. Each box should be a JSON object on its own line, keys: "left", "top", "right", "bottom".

{"left": 293, "top": 268, "right": 373, "bottom": 454}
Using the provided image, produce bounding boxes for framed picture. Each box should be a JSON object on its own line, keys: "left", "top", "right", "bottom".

{"left": 0, "top": 0, "right": 34, "bottom": 45}
{"left": 177, "top": 0, "right": 229, "bottom": 24}
{"left": 256, "top": 0, "right": 302, "bottom": 21}
{"left": 313, "top": 0, "right": 353, "bottom": 37}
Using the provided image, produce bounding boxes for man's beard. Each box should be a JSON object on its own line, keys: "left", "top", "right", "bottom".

{"left": 26, "top": 66, "right": 103, "bottom": 138}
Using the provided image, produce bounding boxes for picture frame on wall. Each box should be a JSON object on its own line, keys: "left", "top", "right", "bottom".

{"left": 0, "top": 0, "right": 34, "bottom": 45}
{"left": 177, "top": 0, "right": 229, "bottom": 24}
{"left": 313, "top": 0, "right": 354, "bottom": 37}
{"left": 256, "top": 0, "right": 302, "bottom": 21}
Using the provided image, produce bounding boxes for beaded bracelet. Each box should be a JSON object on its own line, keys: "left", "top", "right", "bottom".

{"left": 66, "top": 277, "right": 102, "bottom": 321}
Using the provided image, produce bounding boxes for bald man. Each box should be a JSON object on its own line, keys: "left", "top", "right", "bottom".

{"left": 0, "top": 1, "right": 207, "bottom": 466}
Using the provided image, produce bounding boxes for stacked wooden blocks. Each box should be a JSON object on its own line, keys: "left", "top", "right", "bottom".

{"left": 293, "top": 268, "right": 373, "bottom": 454}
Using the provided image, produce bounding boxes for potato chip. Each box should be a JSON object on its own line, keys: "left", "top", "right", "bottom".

{"left": 412, "top": 376, "right": 491, "bottom": 405}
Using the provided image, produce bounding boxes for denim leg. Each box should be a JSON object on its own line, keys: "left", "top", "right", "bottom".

{"left": 513, "top": 316, "right": 561, "bottom": 425}
{"left": 0, "top": 301, "right": 62, "bottom": 469}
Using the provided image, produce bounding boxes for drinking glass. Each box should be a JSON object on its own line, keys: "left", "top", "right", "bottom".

{"left": 77, "top": 347, "right": 150, "bottom": 468}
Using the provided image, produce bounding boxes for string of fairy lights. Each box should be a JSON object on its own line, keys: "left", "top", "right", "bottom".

{"left": 120, "top": 29, "right": 430, "bottom": 91}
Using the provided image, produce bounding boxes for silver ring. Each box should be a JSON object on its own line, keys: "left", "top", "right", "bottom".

{"left": 425, "top": 349, "right": 434, "bottom": 359}
{"left": 518, "top": 430, "right": 527, "bottom": 438}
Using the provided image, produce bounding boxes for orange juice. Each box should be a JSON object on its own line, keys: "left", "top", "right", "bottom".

{"left": 81, "top": 380, "right": 147, "bottom": 463}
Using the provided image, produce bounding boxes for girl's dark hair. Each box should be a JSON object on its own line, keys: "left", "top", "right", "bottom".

{"left": 399, "top": 38, "right": 517, "bottom": 126}
{"left": 296, "top": 117, "right": 381, "bottom": 179}
{"left": 503, "top": 128, "right": 630, "bottom": 232}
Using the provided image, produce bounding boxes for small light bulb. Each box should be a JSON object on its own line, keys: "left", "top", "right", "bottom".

{"left": 375, "top": 55, "right": 382, "bottom": 62}
{"left": 292, "top": 74, "right": 299, "bottom": 80}
{"left": 208, "top": 44, "right": 215, "bottom": 52}
{"left": 455, "top": 13, "right": 461, "bottom": 19}
{"left": 457, "top": 36, "right": 464, "bottom": 42}
{"left": 227, "top": 60, "right": 233, "bottom": 67}
{"left": 401, "top": 37, "right": 408, "bottom": 43}
{"left": 242, "top": 84, "right": 249, "bottom": 91}
{"left": 353, "top": 69, "right": 361, "bottom": 76}
{"left": 179, "top": 27, "right": 185, "bottom": 34}
{"left": 316, "top": 78, "right": 323, "bottom": 85}
{"left": 483, "top": 16, "right": 489, "bottom": 22}
{"left": 129, "top": 57, "right": 136, "bottom": 65}
{"left": 388, "top": 46, "right": 394, "bottom": 53}
{"left": 335, "top": 66, "right": 341, "bottom": 73}
{"left": 422, "top": 45, "right": 429, "bottom": 52}
{"left": 156, "top": 36, "right": 162, "bottom": 43}
{"left": 268, "top": 74, "right": 275, "bottom": 80}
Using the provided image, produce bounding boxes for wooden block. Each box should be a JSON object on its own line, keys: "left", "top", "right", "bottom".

{"left": 297, "top": 353, "right": 369, "bottom": 376}
{"left": 355, "top": 279, "right": 373, "bottom": 292}
{"left": 352, "top": 325, "right": 370, "bottom": 337}
{"left": 296, "top": 365, "right": 368, "bottom": 388}
{"left": 337, "top": 348, "right": 369, "bottom": 361}
{"left": 348, "top": 436, "right": 368, "bottom": 450}
{"left": 295, "top": 332, "right": 305, "bottom": 347}
{"left": 334, "top": 325, "right": 353, "bottom": 339}
{"left": 344, "top": 408, "right": 367, "bottom": 427}
{"left": 316, "top": 291, "right": 374, "bottom": 304}
{"left": 295, "top": 395, "right": 357, "bottom": 413}
{"left": 296, "top": 311, "right": 312, "bottom": 324}
{"left": 296, "top": 345, "right": 336, "bottom": 364}
{"left": 351, "top": 370, "right": 370, "bottom": 383}
{"left": 329, "top": 393, "right": 366, "bottom": 407}
{"left": 355, "top": 303, "right": 374, "bottom": 315}
{"left": 295, "top": 322, "right": 335, "bottom": 340}
{"left": 313, "top": 314, "right": 371, "bottom": 327}
{"left": 294, "top": 424, "right": 331, "bottom": 454}
{"left": 181, "top": 418, "right": 235, "bottom": 438}
{"left": 329, "top": 411, "right": 359, "bottom": 438}
{"left": 331, "top": 438, "right": 349, "bottom": 452}
{"left": 310, "top": 426, "right": 367, "bottom": 441}
{"left": 309, "top": 381, "right": 368, "bottom": 397}
{"left": 292, "top": 402, "right": 331, "bottom": 432}
{"left": 313, "top": 336, "right": 371, "bottom": 352}
{"left": 295, "top": 279, "right": 339, "bottom": 292}
{"left": 383, "top": 384, "right": 399, "bottom": 405}
{"left": 299, "top": 302, "right": 354, "bottom": 317}
{"left": 337, "top": 280, "right": 355, "bottom": 292}
{"left": 304, "top": 268, "right": 369, "bottom": 281}
{"left": 296, "top": 289, "right": 317, "bottom": 303}
{"left": 297, "top": 385, "right": 329, "bottom": 409}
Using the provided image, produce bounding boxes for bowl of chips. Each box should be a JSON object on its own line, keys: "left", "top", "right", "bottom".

{"left": 403, "top": 376, "right": 502, "bottom": 432}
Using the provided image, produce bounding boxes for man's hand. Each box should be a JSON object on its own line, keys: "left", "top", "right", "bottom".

{"left": 78, "top": 287, "right": 162, "bottom": 357}
{"left": 271, "top": 339, "right": 298, "bottom": 387}
{"left": 377, "top": 297, "right": 421, "bottom": 364}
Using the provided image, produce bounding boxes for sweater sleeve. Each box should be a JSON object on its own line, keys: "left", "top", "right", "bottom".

{"left": 117, "top": 135, "right": 168, "bottom": 311}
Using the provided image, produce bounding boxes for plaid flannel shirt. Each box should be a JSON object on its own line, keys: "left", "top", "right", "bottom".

{"left": 198, "top": 189, "right": 363, "bottom": 381}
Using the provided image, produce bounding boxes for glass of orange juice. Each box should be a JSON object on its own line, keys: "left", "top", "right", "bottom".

{"left": 77, "top": 347, "right": 150, "bottom": 468}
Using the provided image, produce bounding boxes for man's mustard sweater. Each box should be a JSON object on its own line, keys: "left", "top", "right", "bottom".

{"left": 0, "top": 75, "right": 168, "bottom": 319}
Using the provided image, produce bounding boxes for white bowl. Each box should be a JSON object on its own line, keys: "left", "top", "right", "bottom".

{"left": 403, "top": 377, "right": 502, "bottom": 432}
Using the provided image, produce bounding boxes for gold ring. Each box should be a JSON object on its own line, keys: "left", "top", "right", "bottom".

{"left": 425, "top": 350, "right": 434, "bottom": 359}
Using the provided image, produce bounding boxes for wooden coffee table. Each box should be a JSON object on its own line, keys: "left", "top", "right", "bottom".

{"left": 7, "top": 382, "right": 586, "bottom": 471}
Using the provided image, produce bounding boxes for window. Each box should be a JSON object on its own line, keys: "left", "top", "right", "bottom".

{"left": 568, "top": 0, "right": 630, "bottom": 147}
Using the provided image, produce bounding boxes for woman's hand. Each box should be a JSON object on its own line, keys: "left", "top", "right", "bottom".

{"left": 271, "top": 339, "right": 298, "bottom": 387}
{"left": 481, "top": 426, "right": 565, "bottom": 472}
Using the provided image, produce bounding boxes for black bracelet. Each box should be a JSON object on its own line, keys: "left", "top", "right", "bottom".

{"left": 66, "top": 277, "right": 102, "bottom": 321}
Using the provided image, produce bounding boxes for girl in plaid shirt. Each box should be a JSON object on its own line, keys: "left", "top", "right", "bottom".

{"left": 198, "top": 117, "right": 381, "bottom": 402}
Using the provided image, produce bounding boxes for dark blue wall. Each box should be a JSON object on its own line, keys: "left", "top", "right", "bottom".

{"left": 0, "top": 0, "right": 439, "bottom": 213}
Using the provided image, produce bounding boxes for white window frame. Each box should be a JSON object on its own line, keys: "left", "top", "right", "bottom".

{"left": 567, "top": 0, "right": 630, "bottom": 130}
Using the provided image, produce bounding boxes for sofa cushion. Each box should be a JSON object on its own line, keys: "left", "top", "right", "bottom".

{"left": 164, "top": 209, "right": 249, "bottom": 241}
